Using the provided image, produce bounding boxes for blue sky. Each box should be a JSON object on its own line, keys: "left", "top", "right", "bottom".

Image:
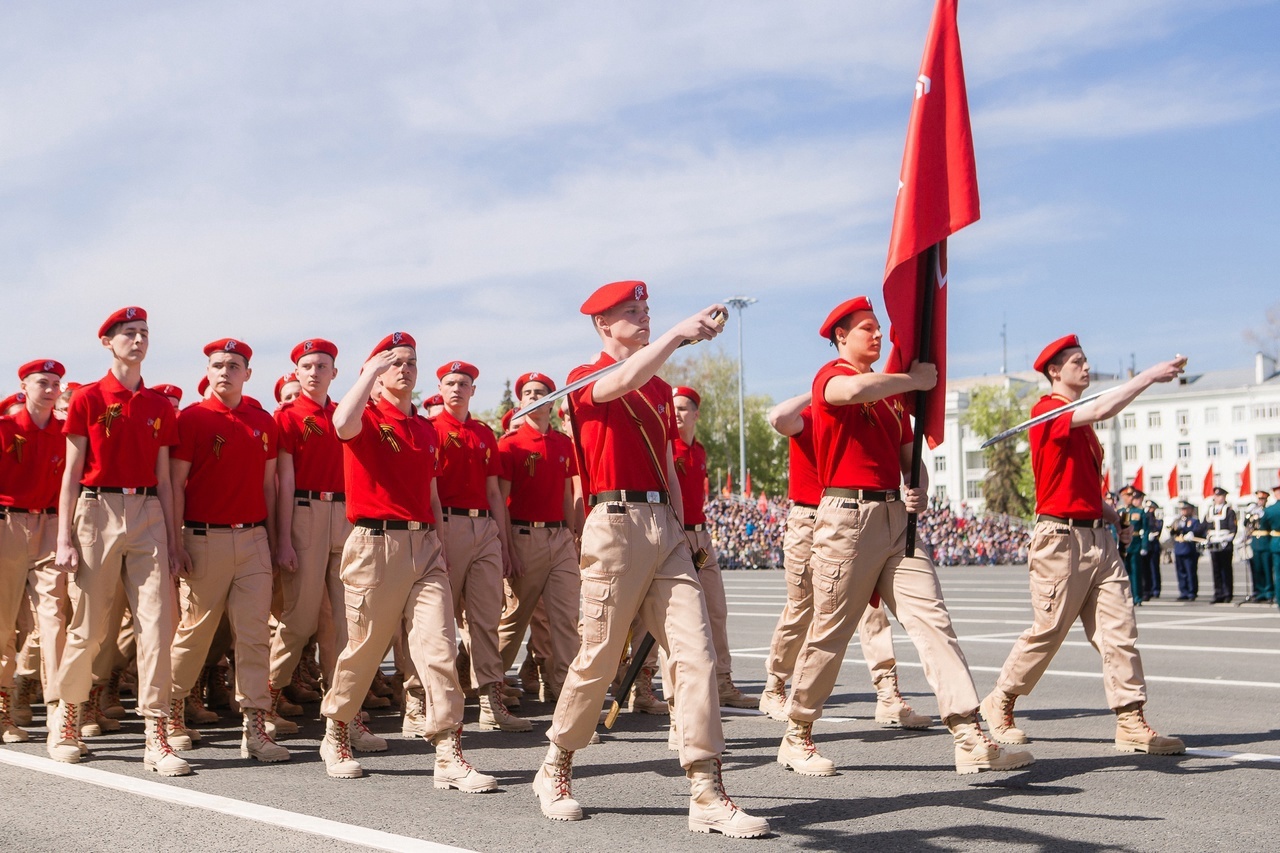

{"left": 3, "top": 0, "right": 1276, "bottom": 410}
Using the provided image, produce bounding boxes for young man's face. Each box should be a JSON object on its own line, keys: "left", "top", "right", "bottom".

{"left": 295, "top": 353, "right": 336, "bottom": 397}
{"left": 599, "top": 299, "right": 651, "bottom": 347}
{"left": 379, "top": 347, "right": 417, "bottom": 395}
{"left": 673, "top": 395, "right": 700, "bottom": 432}
{"left": 207, "top": 353, "right": 250, "bottom": 397}
{"left": 21, "top": 373, "right": 61, "bottom": 411}
{"left": 279, "top": 381, "right": 302, "bottom": 405}
{"left": 439, "top": 373, "right": 475, "bottom": 412}
{"left": 1051, "top": 348, "right": 1090, "bottom": 391}
{"left": 837, "top": 311, "right": 882, "bottom": 364}
{"left": 103, "top": 321, "right": 149, "bottom": 364}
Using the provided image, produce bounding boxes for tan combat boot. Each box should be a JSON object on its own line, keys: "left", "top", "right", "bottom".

{"left": 948, "top": 711, "right": 1034, "bottom": 775}
{"left": 351, "top": 715, "right": 388, "bottom": 752}
{"left": 532, "top": 742, "right": 582, "bottom": 820}
{"left": 1114, "top": 703, "right": 1185, "bottom": 755}
{"left": 873, "top": 672, "right": 933, "bottom": 729}
{"left": 479, "top": 683, "right": 532, "bottom": 732}
{"left": 630, "top": 666, "right": 669, "bottom": 715}
{"left": 267, "top": 687, "right": 299, "bottom": 736}
{"left": 1, "top": 687, "right": 30, "bottom": 743}
{"left": 402, "top": 688, "right": 428, "bottom": 737}
{"left": 979, "top": 689, "right": 1028, "bottom": 744}
{"left": 241, "top": 708, "right": 290, "bottom": 762}
{"left": 166, "top": 697, "right": 198, "bottom": 750}
{"left": 88, "top": 685, "right": 121, "bottom": 732}
{"left": 144, "top": 716, "right": 191, "bottom": 777}
{"left": 757, "top": 674, "right": 789, "bottom": 722}
{"left": 12, "top": 674, "right": 37, "bottom": 726}
{"left": 320, "top": 718, "right": 364, "bottom": 779}
{"left": 687, "top": 757, "right": 770, "bottom": 838}
{"left": 518, "top": 654, "right": 540, "bottom": 697}
{"left": 284, "top": 667, "right": 321, "bottom": 704}
{"left": 501, "top": 680, "right": 522, "bottom": 709}
{"left": 206, "top": 664, "right": 232, "bottom": 709}
{"left": 186, "top": 669, "right": 220, "bottom": 724}
{"left": 101, "top": 669, "right": 127, "bottom": 719}
{"left": 777, "top": 718, "right": 836, "bottom": 776}
{"left": 46, "top": 700, "right": 81, "bottom": 763}
{"left": 431, "top": 726, "right": 497, "bottom": 792}
{"left": 717, "top": 673, "right": 757, "bottom": 710}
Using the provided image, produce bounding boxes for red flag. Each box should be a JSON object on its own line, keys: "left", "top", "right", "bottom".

{"left": 882, "top": 0, "right": 979, "bottom": 450}
{"left": 757, "top": 492, "right": 768, "bottom": 515}
{"left": 1202, "top": 463, "right": 1215, "bottom": 498}
{"left": 1131, "top": 466, "right": 1144, "bottom": 493}
{"left": 1167, "top": 464, "right": 1179, "bottom": 499}
{"left": 744, "top": 471, "right": 753, "bottom": 499}
{"left": 723, "top": 471, "right": 732, "bottom": 498}
{"left": 1102, "top": 470, "right": 1111, "bottom": 496}
{"left": 1239, "top": 461, "right": 1252, "bottom": 497}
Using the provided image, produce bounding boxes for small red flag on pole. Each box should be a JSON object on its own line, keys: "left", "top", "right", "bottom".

{"left": 744, "top": 471, "right": 753, "bottom": 499}
{"left": 1131, "top": 465, "right": 1145, "bottom": 493}
{"left": 1202, "top": 463, "right": 1215, "bottom": 498}
{"left": 1167, "top": 464, "right": 1179, "bottom": 499}
{"left": 1102, "top": 470, "right": 1111, "bottom": 496}
{"left": 1239, "top": 461, "right": 1252, "bottom": 497}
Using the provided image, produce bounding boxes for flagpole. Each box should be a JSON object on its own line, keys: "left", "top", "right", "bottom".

{"left": 904, "top": 242, "right": 939, "bottom": 558}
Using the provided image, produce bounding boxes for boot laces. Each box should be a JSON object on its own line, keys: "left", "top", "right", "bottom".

{"left": 996, "top": 693, "right": 1017, "bottom": 727}
{"left": 709, "top": 757, "right": 739, "bottom": 812}
{"left": 60, "top": 703, "right": 78, "bottom": 741}
{"left": 18, "top": 678, "right": 38, "bottom": 705}
{"left": 551, "top": 748, "right": 574, "bottom": 797}
{"left": 489, "top": 686, "right": 516, "bottom": 721}
{"left": 333, "top": 721, "right": 355, "bottom": 761}
{"left": 0, "top": 689, "right": 16, "bottom": 727}
{"left": 796, "top": 722, "right": 818, "bottom": 757}
{"left": 152, "top": 720, "right": 178, "bottom": 757}
{"left": 446, "top": 726, "right": 475, "bottom": 772}
{"left": 170, "top": 698, "right": 189, "bottom": 732}
{"left": 1126, "top": 707, "right": 1157, "bottom": 737}
{"left": 253, "top": 708, "right": 277, "bottom": 743}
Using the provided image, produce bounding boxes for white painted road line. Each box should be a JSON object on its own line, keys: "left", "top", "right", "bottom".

{"left": 1185, "top": 748, "right": 1280, "bottom": 764}
{"left": 956, "top": 637, "right": 1280, "bottom": 655}
{"left": 0, "top": 750, "right": 476, "bottom": 853}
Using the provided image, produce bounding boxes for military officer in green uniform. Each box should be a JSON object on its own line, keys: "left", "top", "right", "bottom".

{"left": 1143, "top": 498, "right": 1164, "bottom": 599}
{"left": 1119, "top": 487, "right": 1150, "bottom": 603}
{"left": 1265, "top": 486, "right": 1280, "bottom": 610}
{"left": 1244, "top": 490, "right": 1271, "bottom": 603}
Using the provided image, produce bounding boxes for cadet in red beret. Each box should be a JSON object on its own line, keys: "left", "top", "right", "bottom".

{"left": 151, "top": 384, "right": 183, "bottom": 410}
{"left": 50, "top": 307, "right": 188, "bottom": 775}
{"left": 424, "top": 394, "right": 445, "bottom": 419}
{"left": 316, "top": 332, "right": 494, "bottom": 789}
{"left": 778, "top": 296, "right": 1031, "bottom": 778}
{"left": 0, "top": 393, "right": 24, "bottom": 416}
{"left": 494, "top": 371, "right": 581, "bottom": 704}
{"left": 274, "top": 372, "right": 301, "bottom": 407}
{"left": 428, "top": 359, "right": 527, "bottom": 732}
{"left": 0, "top": 359, "right": 68, "bottom": 744}
{"left": 981, "top": 338, "right": 1187, "bottom": 755}
{"left": 531, "top": 281, "right": 768, "bottom": 838}
{"left": 167, "top": 338, "right": 290, "bottom": 764}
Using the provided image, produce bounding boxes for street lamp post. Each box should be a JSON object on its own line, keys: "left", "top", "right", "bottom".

{"left": 724, "top": 296, "right": 757, "bottom": 498}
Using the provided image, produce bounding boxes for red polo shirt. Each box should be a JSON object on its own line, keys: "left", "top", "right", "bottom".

{"left": 787, "top": 407, "right": 823, "bottom": 505}
{"left": 0, "top": 409, "right": 67, "bottom": 510}
{"left": 499, "top": 422, "right": 574, "bottom": 523}
{"left": 672, "top": 436, "right": 708, "bottom": 525}
{"left": 567, "top": 352, "right": 676, "bottom": 495}
{"left": 64, "top": 372, "right": 178, "bottom": 488}
{"left": 276, "top": 394, "right": 344, "bottom": 493}
{"left": 811, "top": 359, "right": 912, "bottom": 490}
{"left": 432, "top": 409, "right": 500, "bottom": 511}
{"left": 1030, "top": 394, "right": 1104, "bottom": 520}
{"left": 342, "top": 397, "right": 438, "bottom": 523}
{"left": 173, "top": 396, "right": 277, "bottom": 524}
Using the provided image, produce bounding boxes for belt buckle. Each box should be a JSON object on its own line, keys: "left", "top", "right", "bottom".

{"left": 646, "top": 491, "right": 660, "bottom": 503}
{"left": 885, "top": 492, "right": 897, "bottom": 502}
{"left": 467, "top": 508, "right": 479, "bottom": 518}
{"left": 230, "top": 523, "right": 246, "bottom": 529}
{"left": 407, "top": 521, "right": 423, "bottom": 531}
{"left": 532, "top": 521, "right": 546, "bottom": 528}
{"left": 321, "top": 491, "right": 335, "bottom": 501}
{"left": 122, "top": 487, "right": 139, "bottom": 495}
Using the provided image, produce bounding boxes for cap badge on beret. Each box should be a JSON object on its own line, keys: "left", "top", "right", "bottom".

{"left": 451, "top": 361, "right": 462, "bottom": 372}
{"left": 634, "top": 283, "right": 646, "bottom": 300}
{"left": 303, "top": 340, "right": 314, "bottom": 352}
{"left": 44, "top": 360, "right": 55, "bottom": 371}
{"left": 126, "top": 307, "right": 138, "bottom": 320}
{"left": 392, "top": 332, "right": 404, "bottom": 345}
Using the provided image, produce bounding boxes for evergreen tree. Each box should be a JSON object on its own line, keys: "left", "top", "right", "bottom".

{"left": 962, "top": 385, "right": 1034, "bottom": 518}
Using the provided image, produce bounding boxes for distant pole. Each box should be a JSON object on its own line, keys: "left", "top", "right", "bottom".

{"left": 1000, "top": 317, "right": 1007, "bottom": 375}
{"left": 725, "top": 296, "right": 757, "bottom": 497}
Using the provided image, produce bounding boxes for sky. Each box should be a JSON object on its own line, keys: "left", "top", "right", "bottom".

{"left": 3, "top": 0, "right": 1277, "bottom": 411}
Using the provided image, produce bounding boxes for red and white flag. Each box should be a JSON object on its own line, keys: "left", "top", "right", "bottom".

{"left": 1239, "top": 461, "right": 1252, "bottom": 497}
{"left": 882, "top": 0, "right": 980, "bottom": 450}
{"left": 1202, "top": 463, "right": 1215, "bottom": 498}
{"left": 1167, "top": 464, "right": 1179, "bottom": 499}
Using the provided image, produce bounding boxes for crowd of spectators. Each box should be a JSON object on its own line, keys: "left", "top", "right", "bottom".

{"left": 705, "top": 497, "right": 1031, "bottom": 569}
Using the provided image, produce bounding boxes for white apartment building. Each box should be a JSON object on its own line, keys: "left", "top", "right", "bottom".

{"left": 924, "top": 353, "right": 1280, "bottom": 516}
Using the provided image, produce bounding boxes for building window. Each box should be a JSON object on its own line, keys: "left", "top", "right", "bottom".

{"left": 1207, "top": 441, "right": 1220, "bottom": 458}
{"left": 1148, "top": 412, "right": 1162, "bottom": 428}
{"left": 1253, "top": 403, "right": 1280, "bottom": 420}
{"left": 1150, "top": 475, "right": 1164, "bottom": 493}
{"left": 1123, "top": 445, "right": 1138, "bottom": 461}
{"left": 934, "top": 484, "right": 948, "bottom": 502}
{"left": 965, "top": 480, "right": 982, "bottom": 499}
{"left": 1232, "top": 405, "right": 1247, "bottom": 423}
{"left": 964, "top": 450, "right": 986, "bottom": 470}
{"left": 934, "top": 456, "right": 947, "bottom": 473}
{"left": 1148, "top": 444, "right": 1163, "bottom": 460}
{"left": 1205, "top": 407, "right": 1219, "bottom": 425}
{"left": 1234, "top": 439, "right": 1249, "bottom": 457}
{"left": 1259, "top": 435, "right": 1280, "bottom": 455}
{"left": 1122, "top": 413, "right": 1137, "bottom": 429}
{"left": 1177, "top": 442, "right": 1190, "bottom": 460}
{"left": 1175, "top": 409, "right": 1189, "bottom": 427}
{"left": 1178, "top": 474, "right": 1193, "bottom": 493}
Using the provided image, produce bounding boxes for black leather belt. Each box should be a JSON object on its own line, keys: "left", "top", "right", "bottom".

{"left": 511, "top": 520, "right": 566, "bottom": 528}
{"left": 0, "top": 506, "right": 56, "bottom": 515}
{"left": 1036, "top": 514, "right": 1104, "bottom": 528}
{"left": 684, "top": 523, "right": 706, "bottom": 532}
{"left": 589, "top": 490, "right": 670, "bottom": 506}
{"left": 355, "top": 519, "right": 435, "bottom": 532}
{"left": 442, "top": 506, "right": 491, "bottom": 518}
{"left": 185, "top": 521, "right": 266, "bottom": 530}
{"left": 295, "top": 489, "right": 345, "bottom": 502}
{"left": 83, "top": 486, "right": 157, "bottom": 497}
{"left": 824, "top": 488, "right": 900, "bottom": 502}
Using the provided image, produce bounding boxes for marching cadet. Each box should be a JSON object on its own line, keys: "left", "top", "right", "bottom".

{"left": 1204, "top": 487, "right": 1237, "bottom": 603}
{"left": 1143, "top": 498, "right": 1164, "bottom": 599}
{"left": 671, "top": 386, "right": 755, "bottom": 709}
{"left": 495, "top": 372, "right": 581, "bottom": 701}
{"left": 274, "top": 373, "right": 301, "bottom": 408}
{"left": 429, "top": 360, "right": 527, "bottom": 732}
{"left": 153, "top": 384, "right": 183, "bottom": 411}
{"left": 317, "top": 331, "right": 494, "bottom": 790}
{"left": 1118, "top": 487, "right": 1149, "bottom": 603}
{"left": 778, "top": 297, "right": 1021, "bottom": 777}
{"left": 1171, "top": 501, "right": 1206, "bottom": 601}
{"left": 760, "top": 391, "right": 931, "bottom": 730}
{"left": 1, "top": 360, "right": 67, "bottom": 744}
{"left": 167, "top": 338, "right": 289, "bottom": 763}
{"left": 532, "top": 281, "right": 768, "bottom": 838}
{"left": 980, "top": 334, "right": 1185, "bottom": 755}
{"left": 1244, "top": 490, "right": 1271, "bottom": 603}
{"left": 51, "top": 306, "right": 188, "bottom": 776}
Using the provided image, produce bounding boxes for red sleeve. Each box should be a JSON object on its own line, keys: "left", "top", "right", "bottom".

{"left": 338, "top": 403, "right": 377, "bottom": 446}
{"left": 276, "top": 408, "right": 298, "bottom": 454}
{"left": 172, "top": 408, "right": 197, "bottom": 463}
{"left": 482, "top": 424, "right": 502, "bottom": 477}
{"left": 900, "top": 402, "right": 915, "bottom": 447}
{"left": 498, "top": 435, "right": 515, "bottom": 482}
{"left": 1033, "top": 398, "right": 1073, "bottom": 444}
{"left": 264, "top": 417, "right": 279, "bottom": 457}
{"left": 63, "top": 390, "right": 90, "bottom": 438}
{"left": 158, "top": 408, "right": 179, "bottom": 447}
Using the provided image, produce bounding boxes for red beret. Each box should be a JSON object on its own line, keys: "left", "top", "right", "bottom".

{"left": 424, "top": 394, "right": 444, "bottom": 407}
{"left": 274, "top": 372, "right": 299, "bottom": 404}
{"left": 368, "top": 331, "right": 416, "bottom": 361}
{"left": 197, "top": 377, "right": 210, "bottom": 397}
{"left": 515, "top": 371, "right": 556, "bottom": 396}
{"left": 672, "top": 386, "right": 701, "bottom": 408}
{"left": 203, "top": 338, "right": 253, "bottom": 363}
{"left": 1, "top": 392, "right": 25, "bottom": 412}
{"left": 152, "top": 383, "right": 183, "bottom": 402}
{"left": 1034, "top": 334, "right": 1082, "bottom": 373}
{"left": 18, "top": 359, "right": 65, "bottom": 380}
{"left": 98, "top": 306, "right": 147, "bottom": 339}
{"left": 291, "top": 338, "right": 338, "bottom": 364}
{"left": 819, "top": 296, "right": 874, "bottom": 340}
{"left": 580, "top": 280, "right": 648, "bottom": 315}
{"left": 63, "top": 382, "right": 81, "bottom": 393}
{"left": 437, "top": 360, "right": 479, "bottom": 381}
{"left": 501, "top": 409, "right": 515, "bottom": 432}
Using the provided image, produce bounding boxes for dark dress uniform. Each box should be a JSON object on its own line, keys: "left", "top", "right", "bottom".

{"left": 1171, "top": 510, "right": 1206, "bottom": 600}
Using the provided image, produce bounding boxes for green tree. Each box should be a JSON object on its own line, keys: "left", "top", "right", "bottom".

{"left": 961, "top": 385, "right": 1034, "bottom": 518}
